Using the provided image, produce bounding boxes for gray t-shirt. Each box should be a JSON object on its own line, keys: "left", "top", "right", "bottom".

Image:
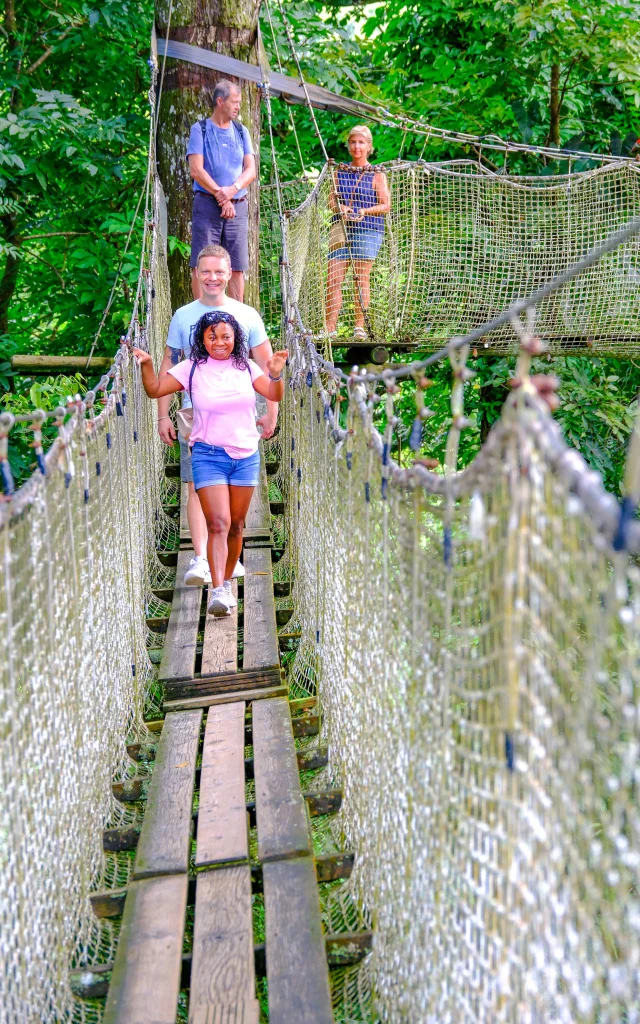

{"left": 166, "top": 298, "right": 268, "bottom": 409}
{"left": 187, "top": 119, "right": 254, "bottom": 197}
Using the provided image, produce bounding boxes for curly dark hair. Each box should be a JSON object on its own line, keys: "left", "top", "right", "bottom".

{"left": 188, "top": 311, "right": 249, "bottom": 370}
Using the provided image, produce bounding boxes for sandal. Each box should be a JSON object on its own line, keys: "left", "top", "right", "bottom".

{"left": 353, "top": 326, "right": 367, "bottom": 341}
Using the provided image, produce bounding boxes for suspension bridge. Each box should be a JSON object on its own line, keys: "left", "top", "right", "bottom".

{"left": 3, "top": 16, "right": 640, "bottom": 1024}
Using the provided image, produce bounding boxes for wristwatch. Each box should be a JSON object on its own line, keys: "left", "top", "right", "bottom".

{"left": 233, "top": 179, "right": 242, "bottom": 191}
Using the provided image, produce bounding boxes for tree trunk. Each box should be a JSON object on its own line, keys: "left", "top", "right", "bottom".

{"left": 549, "top": 63, "right": 561, "bottom": 147}
{"left": 0, "top": 0, "right": 21, "bottom": 336}
{"left": 155, "top": 0, "right": 262, "bottom": 311}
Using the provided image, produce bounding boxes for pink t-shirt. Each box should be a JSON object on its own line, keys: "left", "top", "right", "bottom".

{"left": 168, "top": 356, "right": 264, "bottom": 458}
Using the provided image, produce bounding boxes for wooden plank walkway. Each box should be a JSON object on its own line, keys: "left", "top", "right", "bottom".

{"left": 100, "top": 447, "right": 342, "bottom": 1021}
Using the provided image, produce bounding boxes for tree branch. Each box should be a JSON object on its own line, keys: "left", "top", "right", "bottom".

{"left": 25, "top": 22, "right": 82, "bottom": 75}
{"left": 21, "top": 248, "right": 65, "bottom": 288}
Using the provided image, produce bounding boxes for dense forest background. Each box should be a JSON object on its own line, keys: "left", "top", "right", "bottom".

{"left": 2, "top": 0, "right": 640, "bottom": 487}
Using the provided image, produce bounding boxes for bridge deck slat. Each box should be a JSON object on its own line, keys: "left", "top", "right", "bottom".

{"left": 133, "top": 709, "right": 202, "bottom": 879}
{"left": 103, "top": 874, "right": 187, "bottom": 1024}
{"left": 201, "top": 579, "right": 238, "bottom": 676}
{"left": 189, "top": 866, "right": 258, "bottom": 1023}
{"left": 196, "top": 702, "right": 248, "bottom": 868}
{"left": 242, "top": 547, "right": 279, "bottom": 670}
{"left": 253, "top": 697, "right": 311, "bottom": 863}
{"left": 190, "top": 1001, "right": 260, "bottom": 1024}
{"left": 158, "top": 548, "right": 201, "bottom": 684}
{"left": 164, "top": 683, "right": 287, "bottom": 713}
{"left": 262, "top": 857, "right": 333, "bottom": 1024}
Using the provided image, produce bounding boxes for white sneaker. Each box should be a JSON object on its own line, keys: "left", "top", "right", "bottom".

{"left": 223, "top": 580, "right": 237, "bottom": 608}
{"left": 184, "top": 555, "right": 211, "bottom": 587}
{"left": 207, "top": 585, "right": 232, "bottom": 617}
{"left": 232, "top": 561, "right": 245, "bottom": 579}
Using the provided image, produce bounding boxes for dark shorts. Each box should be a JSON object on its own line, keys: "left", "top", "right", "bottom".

{"left": 190, "top": 191, "right": 249, "bottom": 272}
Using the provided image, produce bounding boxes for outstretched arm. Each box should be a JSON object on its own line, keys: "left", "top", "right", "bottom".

{"left": 251, "top": 339, "right": 279, "bottom": 438}
{"left": 252, "top": 350, "right": 289, "bottom": 403}
{"left": 132, "top": 349, "right": 184, "bottom": 399}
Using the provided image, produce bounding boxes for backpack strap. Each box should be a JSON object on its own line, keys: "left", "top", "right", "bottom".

{"left": 200, "top": 117, "right": 245, "bottom": 150}
{"left": 187, "top": 360, "right": 197, "bottom": 403}
{"left": 231, "top": 119, "right": 245, "bottom": 148}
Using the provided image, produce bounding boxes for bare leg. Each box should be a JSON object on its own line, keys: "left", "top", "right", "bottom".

{"left": 190, "top": 267, "right": 201, "bottom": 301}
{"left": 228, "top": 271, "right": 245, "bottom": 302}
{"left": 187, "top": 482, "right": 208, "bottom": 558}
{"left": 353, "top": 260, "right": 373, "bottom": 329}
{"left": 225, "top": 486, "right": 254, "bottom": 579}
{"left": 196, "top": 485, "right": 231, "bottom": 588}
{"left": 325, "top": 258, "right": 348, "bottom": 333}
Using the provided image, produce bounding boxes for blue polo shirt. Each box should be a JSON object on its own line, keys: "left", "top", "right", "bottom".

{"left": 187, "top": 119, "right": 254, "bottom": 197}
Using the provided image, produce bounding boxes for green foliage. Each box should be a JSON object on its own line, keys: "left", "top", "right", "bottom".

{"left": 386, "top": 355, "right": 640, "bottom": 494}
{"left": 2, "top": 370, "right": 87, "bottom": 481}
{"left": 0, "top": 0, "right": 153, "bottom": 357}
{"left": 261, "top": 1, "right": 640, "bottom": 170}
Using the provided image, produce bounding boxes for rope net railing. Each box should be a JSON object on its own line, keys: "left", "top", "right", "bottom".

{"left": 263, "top": 71, "right": 640, "bottom": 1008}
{"left": 0, "top": 51, "right": 176, "bottom": 1022}
{"left": 276, "top": 313, "right": 640, "bottom": 1024}
{"left": 260, "top": 158, "right": 640, "bottom": 355}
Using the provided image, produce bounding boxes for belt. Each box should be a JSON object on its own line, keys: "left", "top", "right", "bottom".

{"left": 231, "top": 196, "right": 247, "bottom": 204}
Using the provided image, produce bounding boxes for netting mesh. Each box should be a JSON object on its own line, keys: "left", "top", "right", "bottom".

{"left": 277, "top": 322, "right": 640, "bottom": 1021}
{"left": 270, "top": 159, "right": 640, "bottom": 354}
{"left": 0, "top": 77, "right": 174, "bottom": 1020}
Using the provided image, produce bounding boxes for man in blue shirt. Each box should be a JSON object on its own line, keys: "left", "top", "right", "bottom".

{"left": 187, "top": 79, "right": 256, "bottom": 302}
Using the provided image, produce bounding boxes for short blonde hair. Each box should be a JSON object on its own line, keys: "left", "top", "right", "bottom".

{"left": 197, "top": 244, "right": 231, "bottom": 267}
{"left": 347, "top": 125, "right": 374, "bottom": 155}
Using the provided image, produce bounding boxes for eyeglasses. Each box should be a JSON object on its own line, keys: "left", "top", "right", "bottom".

{"left": 201, "top": 312, "right": 236, "bottom": 327}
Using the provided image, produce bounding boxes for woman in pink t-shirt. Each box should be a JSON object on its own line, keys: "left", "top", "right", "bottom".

{"left": 134, "top": 311, "right": 287, "bottom": 617}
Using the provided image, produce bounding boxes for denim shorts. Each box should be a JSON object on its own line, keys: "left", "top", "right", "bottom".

{"left": 328, "top": 227, "right": 384, "bottom": 262}
{"left": 191, "top": 442, "right": 260, "bottom": 489}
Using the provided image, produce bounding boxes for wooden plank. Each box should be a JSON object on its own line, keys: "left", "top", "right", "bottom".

{"left": 103, "top": 874, "right": 187, "bottom": 1024}
{"left": 189, "top": 866, "right": 258, "bottom": 1023}
{"left": 164, "top": 684, "right": 286, "bottom": 713}
{"left": 242, "top": 547, "right": 279, "bottom": 670}
{"left": 158, "top": 548, "right": 201, "bottom": 684}
{"left": 262, "top": 858, "right": 333, "bottom": 1024}
{"left": 253, "top": 697, "right": 311, "bottom": 862}
{"left": 196, "top": 703, "right": 247, "bottom": 868}
{"left": 166, "top": 666, "right": 281, "bottom": 701}
{"left": 243, "top": 445, "right": 271, "bottom": 542}
{"left": 201, "top": 579, "right": 238, "bottom": 677}
{"left": 191, "top": 1003, "right": 260, "bottom": 1024}
{"left": 133, "top": 709, "right": 202, "bottom": 879}
{"left": 90, "top": 853, "right": 353, "bottom": 920}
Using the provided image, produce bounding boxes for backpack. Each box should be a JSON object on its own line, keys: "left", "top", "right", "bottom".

{"left": 199, "top": 118, "right": 245, "bottom": 150}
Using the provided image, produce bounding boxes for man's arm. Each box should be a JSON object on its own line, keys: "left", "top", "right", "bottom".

{"left": 215, "top": 154, "right": 257, "bottom": 203}
{"left": 157, "top": 345, "right": 181, "bottom": 445}
{"left": 188, "top": 153, "right": 221, "bottom": 198}
{"left": 251, "top": 338, "right": 279, "bottom": 440}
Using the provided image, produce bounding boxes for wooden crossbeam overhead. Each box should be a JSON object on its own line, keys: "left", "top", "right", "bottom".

{"left": 156, "top": 37, "right": 378, "bottom": 118}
